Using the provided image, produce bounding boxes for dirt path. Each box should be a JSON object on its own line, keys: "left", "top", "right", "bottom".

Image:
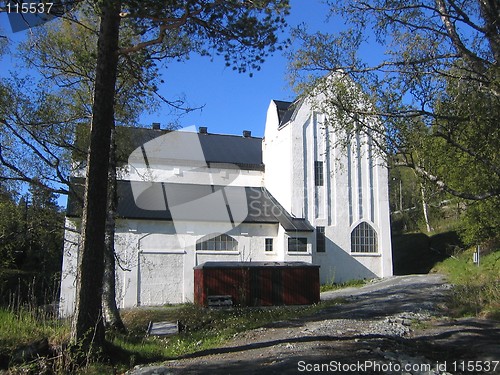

{"left": 127, "top": 274, "right": 500, "bottom": 375}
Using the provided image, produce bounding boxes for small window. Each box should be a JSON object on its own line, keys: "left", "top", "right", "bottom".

{"left": 316, "top": 226, "right": 325, "bottom": 252}
{"left": 288, "top": 237, "right": 308, "bottom": 252}
{"left": 196, "top": 234, "right": 237, "bottom": 251}
{"left": 314, "top": 161, "right": 324, "bottom": 186}
{"left": 265, "top": 238, "right": 273, "bottom": 252}
{"left": 351, "top": 222, "right": 377, "bottom": 253}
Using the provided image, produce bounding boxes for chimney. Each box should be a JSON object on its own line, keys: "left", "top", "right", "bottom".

{"left": 152, "top": 122, "right": 161, "bottom": 130}
{"left": 199, "top": 126, "right": 208, "bottom": 134}
{"left": 243, "top": 130, "right": 251, "bottom": 138}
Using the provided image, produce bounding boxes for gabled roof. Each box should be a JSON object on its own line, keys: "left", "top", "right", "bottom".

{"left": 272, "top": 99, "right": 302, "bottom": 127}
{"left": 115, "top": 127, "right": 264, "bottom": 171}
{"left": 66, "top": 180, "right": 313, "bottom": 232}
{"left": 198, "top": 133, "right": 263, "bottom": 169}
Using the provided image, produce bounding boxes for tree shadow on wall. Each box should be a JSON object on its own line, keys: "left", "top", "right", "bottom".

{"left": 314, "top": 238, "right": 378, "bottom": 283}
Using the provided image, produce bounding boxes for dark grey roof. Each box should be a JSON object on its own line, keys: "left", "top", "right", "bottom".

{"left": 194, "top": 261, "right": 319, "bottom": 269}
{"left": 67, "top": 180, "right": 313, "bottom": 232}
{"left": 115, "top": 126, "right": 263, "bottom": 170}
{"left": 199, "top": 133, "right": 263, "bottom": 168}
{"left": 272, "top": 100, "right": 302, "bottom": 127}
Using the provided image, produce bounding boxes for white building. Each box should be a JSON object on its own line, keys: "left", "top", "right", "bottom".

{"left": 59, "top": 88, "right": 393, "bottom": 316}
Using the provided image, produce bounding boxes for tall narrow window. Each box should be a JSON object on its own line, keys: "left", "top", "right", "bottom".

{"left": 314, "top": 161, "right": 324, "bottom": 186}
{"left": 316, "top": 226, "right": 325, "bottom": 252}
{"left": 265, "top": 238, "right": 273, "bottom": 252}
{"left": 351, "top": 222, "right": 377, "bottom": 253}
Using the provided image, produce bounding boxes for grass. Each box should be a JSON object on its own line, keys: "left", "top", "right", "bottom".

{"left": 0, "top": 307, "right": 70, "bottom": 374}
{"left": 0, "top": 308, "right": 69, "bottom": 351}
{"left": 320, "top": 278, "right": 368, "bottom": 293}
{"left": 433, "top": 247, "right": 500, "bottom": 320}
{"left": 112, "top": 302, "right": 337, "bottom": 360}
{"left": 0, "top": 300, "right": 342, "bottom": 374}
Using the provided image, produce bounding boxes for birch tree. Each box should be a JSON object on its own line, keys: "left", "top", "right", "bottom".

{"left": 289, "top": 0, "right": 499, "bottom": 242}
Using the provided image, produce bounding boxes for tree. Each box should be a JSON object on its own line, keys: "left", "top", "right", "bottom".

{"left": 289, "top": 0, "right": 499, "bottom": 242}
{"left": 0, "top": 183, "right": 64, "bottom": 308}
{"left": 0, "top": 188, "right": 24, "bottom": 270}
{"left": 71, "top": 0, "right": 290, "bottom": 356}
{"left": 3, "top": 7, "right": 193, "bottom": 334}
{"left": 22, "top": 11, "right": 186, "bottom": 334}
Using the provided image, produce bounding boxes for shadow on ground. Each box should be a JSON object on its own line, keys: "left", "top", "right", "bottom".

{"left": 129, "top": 275, "right": 499, "bottom": 375}
{"left": 147, "top": 321, "right": 499, "bottom": 374}
{"left": 392, "top": 231, "right": 462, "bottom": 275}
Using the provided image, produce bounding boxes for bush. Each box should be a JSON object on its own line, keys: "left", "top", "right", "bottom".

{"left": 459, "top": 198, "right": 500, "bottom": 246}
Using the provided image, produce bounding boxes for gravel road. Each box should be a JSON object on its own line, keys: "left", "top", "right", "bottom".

{"left": 127, "top": 274, "right": 500, "bottom": 375}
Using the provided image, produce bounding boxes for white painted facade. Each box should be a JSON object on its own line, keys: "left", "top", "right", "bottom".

{"left": 264, "top": 97, "right": 392, "bottom": 284}
{"left": 59, "top": 88, "right": 392, "bottom": 317}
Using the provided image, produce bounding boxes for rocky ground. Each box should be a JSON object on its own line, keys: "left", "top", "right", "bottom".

{"left": 127, "top": 274, "right": 500, "bottom": 375}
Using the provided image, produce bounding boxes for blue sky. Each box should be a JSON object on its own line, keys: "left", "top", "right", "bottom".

{"left": 1, "top": 0, "right": 333, "bottom": 138}
{"left": 140, "top": 0, "right": 333, "bottom": 137}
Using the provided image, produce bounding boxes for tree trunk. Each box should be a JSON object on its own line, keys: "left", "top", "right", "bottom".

{"left": 420, "top": 183, "right": 433, "bottom": 233}
{"left": 102, "top": 127, "right": 126, "bottom": 332}
{"left": 71, "top": 0, "right": 121, "bottom": 355}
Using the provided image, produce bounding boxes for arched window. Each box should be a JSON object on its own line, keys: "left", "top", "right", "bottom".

{"left": 196, "top": 234, "right": 238, "bottom": 251}
{"left": 351, "top": 222, "right": 377, "bottom": 253}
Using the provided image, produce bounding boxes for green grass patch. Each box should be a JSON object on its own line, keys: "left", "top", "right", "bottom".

{"left": 433, "top": 248, "right": 499, "bottom": 319}
{"left": 320, "top": 278, "right": 368, "bottom": 293}
{"left": 0, "top": 308, "right": 69, "bottom": 351}
{"left": 0, "top": 307, "right": 69, "bottom": 373}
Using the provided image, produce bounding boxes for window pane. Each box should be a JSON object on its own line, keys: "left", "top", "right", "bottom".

{"left": 316, "top": 226, "right": 325, "bottom": 252}
{"left": 196, "top": 234, "right": 238, "bottom": 251}
{"left": 351, "top": 222, "right": 377, "bottom": 253}
{"left": 288, "top": 237, "right": 307, "bottom": 252}
{"left": 315, "top": 161, "right": 324, "bottom": 186}
{"left": 265, "top": 238, "right": 273, "bottom": 252}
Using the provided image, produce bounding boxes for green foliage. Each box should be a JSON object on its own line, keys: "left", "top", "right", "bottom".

{"left": 459, "top": 198, "right": 500, "bottom": 245}
{"left": 22, "top": 11, "right": 165, "bottom": 127}
{"left": 0, "top": 184, "right": 63, "bottom": 308}
{"left": 121, "top": 0, "right": 290, "bottom": 75}
{"left": 0, "top": 191, "right": 24, "bottom": 269}
{"left": 434, "top": 248, "right": 500, "bottom": 319}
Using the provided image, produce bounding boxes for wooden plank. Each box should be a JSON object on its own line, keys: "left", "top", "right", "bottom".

{"left": 147, "top": 321, "right": 179, "bottom": 336}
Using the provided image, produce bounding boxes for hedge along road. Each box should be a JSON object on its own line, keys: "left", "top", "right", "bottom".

{"left": 127, "top": 274, "right": 500, "bottom": 375}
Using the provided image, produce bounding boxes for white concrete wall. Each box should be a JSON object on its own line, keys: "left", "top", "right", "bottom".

{"left": 120, "top": 163, "right": 264, "bottom": 187}
{"left": 59, "top": 218, "right": 282, "bottom": 315}
{"left": 263, "top": 101, "right": 293, "bottom": 212}
{"left": 263, "top": 91, "right": 393, "bottom": 285}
